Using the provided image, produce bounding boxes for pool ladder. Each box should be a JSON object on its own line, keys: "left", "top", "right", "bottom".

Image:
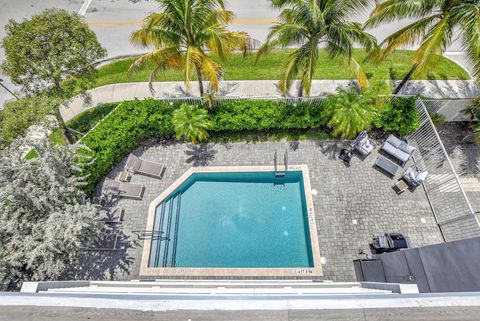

{"left": 274, "top": 148, "right": 288, "bottom": 177}
{"left": 148, "top": 192, "right": 182, "bottom": 268}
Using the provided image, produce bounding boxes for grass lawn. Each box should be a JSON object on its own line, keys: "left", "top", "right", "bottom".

{"left": 66, "top": 102, "right": 118, "bottom": 134}
{"left": 89, "top": 49, "right": 469, "bottom": 89}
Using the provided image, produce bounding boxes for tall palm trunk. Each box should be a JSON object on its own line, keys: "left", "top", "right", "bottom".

{"left": 394, "top": 63, "right": 418, "bottom": 94}
{"left": 195, "top": 65, "right": 204, "bottom": 97}
{"left": 298, "top": 80, "right": 304, "bottom": 98}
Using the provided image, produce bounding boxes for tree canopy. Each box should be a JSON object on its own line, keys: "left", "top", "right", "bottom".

{"left": 130, "top": 0, "right": 250, "bottom": 96}
{"left": 0, "top": 8, "right": 107, "bottom": 96}
{"left": 0, "top": 138, "right": 104, "bottom": 285}
{"left": 366, "top": 0, "right": 480, "bottom": 93}
{"left": 257, "top": 0, "right": 377, "bottom": 96}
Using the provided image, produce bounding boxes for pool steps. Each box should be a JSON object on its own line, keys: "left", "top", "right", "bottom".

{"left": 148, "top": 192, "right": 182, "bottom": 268}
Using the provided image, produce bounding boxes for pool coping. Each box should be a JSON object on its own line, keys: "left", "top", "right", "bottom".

{"left": 140, "top": 165, "right": 323, "bottom": 277}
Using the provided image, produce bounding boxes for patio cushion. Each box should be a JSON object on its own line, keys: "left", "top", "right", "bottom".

{"left": 402, "top": 167, "right": 418, "bottom": 186}
{"left": 359, "top": 141, "right": 374, "bottom": 155}
{"left": 415, "top": 171, "right": 428, "bottom": 184}
{"left": 386, "top": 135, "right": 404, "bottom": 148}
{"left": 407, "top": 170, "right": 416, "bottom": 181}
{"left": 399, "top": 142, "right": 416, "bottom": 155}
{"left": 358, "top": 136, "right": 368, "bottom": 147}
{"left": 382, "top": 142, "right": 411, "bottom": 162}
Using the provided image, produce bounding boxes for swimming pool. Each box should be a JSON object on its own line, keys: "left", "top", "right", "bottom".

{"left": 141, "top": 166, "right": 322, "bottom": 276}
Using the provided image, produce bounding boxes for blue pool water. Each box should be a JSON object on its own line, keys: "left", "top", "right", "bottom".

{"left": 148, "top": 171, "right": 313, "bottom": 268}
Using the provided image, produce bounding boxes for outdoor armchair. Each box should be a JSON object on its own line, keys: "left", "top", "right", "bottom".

{"left": 402, "top": 166, "right": 428, "bottom": 187}
{"left": 352, "top": 131, "right": 375, "bottom": 157}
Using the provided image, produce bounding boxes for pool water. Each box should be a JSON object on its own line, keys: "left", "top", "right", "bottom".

{"left": 148, "top": 171, "right": 313, "bottom": 268}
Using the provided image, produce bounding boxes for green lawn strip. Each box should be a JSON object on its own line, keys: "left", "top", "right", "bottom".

{"left": 88, "top": 49, "right": 469, "bottom": 90}
{"left": 66, "top": 102, "right": 119, "bottom": 133}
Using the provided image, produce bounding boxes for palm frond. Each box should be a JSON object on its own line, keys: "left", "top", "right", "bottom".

{"left": 366, "top": 0, "right": 440, "bottom": 28}
{"left": 412, "top": 16, "right": 452, "bottom": 75}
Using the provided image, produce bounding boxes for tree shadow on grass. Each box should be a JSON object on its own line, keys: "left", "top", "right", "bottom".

{"left": 185, "top": 143, "right": 217, "bottom": 166}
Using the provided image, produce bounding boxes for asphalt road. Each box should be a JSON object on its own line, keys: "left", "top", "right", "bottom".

{"left": 0, "top": 0, "right": 469, "bottom": 107}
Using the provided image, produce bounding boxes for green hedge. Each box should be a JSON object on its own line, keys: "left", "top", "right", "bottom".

{"left": 374, "top": 96, "right": 420, "bottom": 136}
{"left": 81, "top": 98, "right": 328, "bottom": 193}
{"left": 210, "top": 100, "right": 328, "bottom": 131}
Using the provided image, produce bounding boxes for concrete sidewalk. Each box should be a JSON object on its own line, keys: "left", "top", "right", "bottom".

{"left": 61, "top": 79, "right": 480, "bottom": 121}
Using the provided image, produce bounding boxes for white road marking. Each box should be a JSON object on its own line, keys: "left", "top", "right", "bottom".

{"left": 78, "top": 0, "right": 94, "bottom": 16}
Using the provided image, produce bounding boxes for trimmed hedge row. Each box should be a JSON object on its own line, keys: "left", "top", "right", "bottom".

{"left": 81, "top": 98, "right": 329, "bottom": 193}
{"left": 210, "top": 100, "right": 328, "bottom": 131}
{"left": 81, "top": 97, "right": 419, "bottom": 194}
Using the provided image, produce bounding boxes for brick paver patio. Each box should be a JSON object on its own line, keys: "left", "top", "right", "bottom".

{"left": 90, "top": 139, "right": 444, "bottom": 282}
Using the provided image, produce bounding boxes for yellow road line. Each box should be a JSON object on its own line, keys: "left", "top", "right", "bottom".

{"left": 87, "top": 17, "right": 277, "bottom": 27}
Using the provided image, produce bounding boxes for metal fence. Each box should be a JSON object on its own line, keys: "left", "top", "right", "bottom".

{"left": 408, "top": 98, "right": 480, "bottom": 242}
{"left": 422, "top": 99, "right": 472, "bottom": 122}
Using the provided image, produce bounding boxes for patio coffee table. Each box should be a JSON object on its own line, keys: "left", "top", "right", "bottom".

{"left": 393, "top": 179, "right": 409, "bottom": 194}
{"left": 375, "top": 156, "right": 400, "bottom": 177}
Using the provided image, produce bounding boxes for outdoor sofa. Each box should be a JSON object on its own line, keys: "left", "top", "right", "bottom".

{"left": 381, "top": 134, "right": 416, "bottom": 165}
{"left": 102, "top": 178, "right": 145, "bottom": 200}
{"left": 125, "top": 154, "right": 165, "bottom": 179}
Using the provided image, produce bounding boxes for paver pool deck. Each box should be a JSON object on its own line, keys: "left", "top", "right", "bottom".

{"left": 94, "top": 139, "right": 444, "bottom": 282}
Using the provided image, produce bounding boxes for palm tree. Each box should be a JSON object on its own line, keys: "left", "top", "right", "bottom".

{"left": 130, "top": 0, "right": 250, "bottom": 96}
{"left": 172, "top": 104, "right": 212, "bottom": 143}
{"left": 256, "top": 0, "right": 377, "bottom": 97}
{"left": 365, "top": 0, "right": 480, "bottom": 94}
{"left": 324, "top": 86, "right": 379, "bottom": 138}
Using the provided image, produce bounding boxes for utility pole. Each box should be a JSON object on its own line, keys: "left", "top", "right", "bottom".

{"left": 0, "top": 78, "right": 19, "bottom": 100}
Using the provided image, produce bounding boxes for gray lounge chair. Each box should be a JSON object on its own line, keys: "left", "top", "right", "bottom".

{"left": 381, "top": 134, "right": 416, "bottom": 165}
{"left": 103, "top": 178, "right": 145, "bottom": 200}
{"left": 352, "top": 131, "right": 375, "bottom": 157}
{"left": 125, "top": 154, "right": 165, "bottom": 179}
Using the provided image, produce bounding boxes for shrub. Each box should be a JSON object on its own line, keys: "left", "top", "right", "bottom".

{"left": 323, "top": 87, "right": 379, "bottom": 139}
{"left": 374, "top": 96, "right": 420, "bottom": 136}
{"left": 172, "top": 104, "right": 212, "bottom": 144}
{"left": 464, "top": 97, "right": 480, "bottom": 143}
{"left": 0, "top": 94, "right": 60, "bottom": 149}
